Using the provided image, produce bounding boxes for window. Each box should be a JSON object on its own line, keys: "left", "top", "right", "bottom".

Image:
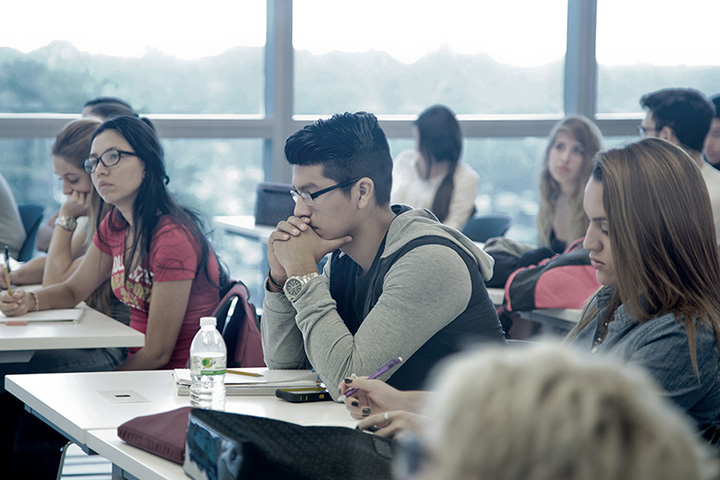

{"left": 0, "top": 1, "right": 266, "bottom": 114}
{"left": 293, "top": 0, "right": 567, "bottom": 115}
{"left": 596, "top": 0, "right": 720, "bottom": 114}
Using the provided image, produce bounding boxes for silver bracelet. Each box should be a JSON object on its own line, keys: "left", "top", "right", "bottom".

{"left": 29, "top": 291, "right": 39, "bottom": 311}
{"left": 55, "top": 216, "right": 77, "bottom": 232}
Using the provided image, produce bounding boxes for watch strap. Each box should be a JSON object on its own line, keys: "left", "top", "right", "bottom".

{"left": 55, "top": 216, "right": 78, "bottom": 232}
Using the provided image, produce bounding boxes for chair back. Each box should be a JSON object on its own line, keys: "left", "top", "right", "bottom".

{"left": 212, "top": 280, "right": 265, "bottom": 368}
{"left": 17, "top": 204, "right": 44, "bottom": 262}
{"left": 461, "top": 214, "right": 512, "bottom": 243}
{"left": 254, "top": 182, "right": 295, "bottom": 226}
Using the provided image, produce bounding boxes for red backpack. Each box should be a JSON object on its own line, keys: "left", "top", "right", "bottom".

{"left": 504, "top": 238, "right": 601, "bottom": 312}
{"left": 212, "top": 280, "right": 265, "bottom": 368}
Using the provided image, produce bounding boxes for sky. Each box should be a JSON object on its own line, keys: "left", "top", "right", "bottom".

{"left": 0, "top": 0, "right": 718, "bottom": 67}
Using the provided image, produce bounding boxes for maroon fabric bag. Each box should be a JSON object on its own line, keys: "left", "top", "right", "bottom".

{"left": 117, "top": 406, "right": 192, "bottom": 464}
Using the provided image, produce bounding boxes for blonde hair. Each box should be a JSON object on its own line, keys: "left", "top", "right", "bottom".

{"left": 51, "top": 118, "right": 115, "bottom": 316}
{"left": 537, "top": 116, "right": 604, "bottom": 247}
{"left": 567, "top": 138, "right": 720, "bottom": 373}
{"left": 420, "top": 343, "right": 715, "bottom": 480}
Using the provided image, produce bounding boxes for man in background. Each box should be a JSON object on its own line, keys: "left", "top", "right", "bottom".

{"left": 703, "top": 94, "right": 720, "bottom": 170}
{"left": 639, "top": 88, "right": 720, "bottom": 242}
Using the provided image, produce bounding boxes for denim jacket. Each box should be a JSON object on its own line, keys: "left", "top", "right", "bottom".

{"left": 574, "top": 287, "right": 720, "bottom": 429}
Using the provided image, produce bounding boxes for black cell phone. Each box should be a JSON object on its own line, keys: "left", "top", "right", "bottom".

{"left": 275, "top": 387, "right": 332, "bottom": 403}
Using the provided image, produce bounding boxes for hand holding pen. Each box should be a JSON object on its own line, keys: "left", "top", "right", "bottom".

{"left": 339, "top": 357, "right": 402, "bottom": 401}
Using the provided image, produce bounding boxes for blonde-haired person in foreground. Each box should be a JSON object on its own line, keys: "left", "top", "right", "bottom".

{"left": 401, "top": 344, "right": 717, "bottom": 480}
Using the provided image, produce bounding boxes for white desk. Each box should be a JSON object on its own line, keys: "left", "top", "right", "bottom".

{"left": 6, "top": 369, "right": 355, "bottom": 452}
{"left": 213, "top": 215, "right": 275, "bottom": 243}
{"left": 0, "top": 305, "right": 145, "bottom": 363}
{"left": 518, "top": 308, "right": 582, "bottom": 332}
{"left": 88, "top": 428, "right": 185, "bottom": 480}
{"left": 487, "top": 287, "right": 504, "bottom": 306}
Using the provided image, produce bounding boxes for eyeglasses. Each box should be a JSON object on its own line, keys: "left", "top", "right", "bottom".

{"left": 83, "top": 149, "right": 137, "bottom": 174}
{"left": 290, "top": 177, "right": 361, "bottom": 206}
{"left": 637, "top": 125, "right": 659, "bottom": 136}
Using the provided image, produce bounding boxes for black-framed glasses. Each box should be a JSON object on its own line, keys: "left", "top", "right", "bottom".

{"left": 290, "top": 177, "right": 361, "bottom": 206}
{"left": 637, "top": 125, "right": 659, "bottom": 136}
{"left": 83, "top": 149, "right": 137, "bottom": 174}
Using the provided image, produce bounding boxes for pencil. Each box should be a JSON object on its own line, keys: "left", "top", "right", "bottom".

{"left": 4, "top": 265, "right": 12, "bottom": 296}
{"left": 226, "top": 369, "right": 264, "bottom": 378}
{"left": 3, "top": 245, "right": 11, "bottom": 295}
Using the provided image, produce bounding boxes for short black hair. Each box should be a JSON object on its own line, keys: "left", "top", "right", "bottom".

{"left": 639, "top": 88, "right": 714, "bottom": 152}
{"left": 711, "top": 94, "right": 720, "bottom": 120}
{"left": 82, "top": 97, "right": 133, "bottom": 110}
{"left": 284, "top": 112, "right": 393, "bottom": 205}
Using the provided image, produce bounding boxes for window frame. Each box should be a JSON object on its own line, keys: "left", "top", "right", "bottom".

{"left": 0, "top": 0, "right": 638, "bottom": 185}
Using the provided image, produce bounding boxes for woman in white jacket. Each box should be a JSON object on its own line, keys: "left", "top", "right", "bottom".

{"left": 391, "top": 105, "right": 479, "bottom": 231}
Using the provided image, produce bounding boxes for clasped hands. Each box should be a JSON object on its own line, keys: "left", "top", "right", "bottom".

{"left": 267, "top": 215, "right": 352, "bottom": 285}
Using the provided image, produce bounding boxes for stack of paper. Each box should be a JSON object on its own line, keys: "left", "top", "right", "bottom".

{"left": 173, "top": 368, "right": 320, "bottom": 396}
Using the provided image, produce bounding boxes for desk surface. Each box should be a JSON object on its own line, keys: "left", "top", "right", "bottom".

{"left": 213, "top": 215, "right": 275, "bottom": 243}
{"left": 88, "top": 428, "right": 185, "bottom": 480}
{"left": 518, "top": 308, "right": 582, "bottom": 332}
{"left": 0, "top": 305, "right": 144, "bottom": 353}
{"left": 6, "top": 369, "right": 355, "bottom": 447}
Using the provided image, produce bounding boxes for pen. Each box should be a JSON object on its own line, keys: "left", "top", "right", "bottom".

{"left": 4, "top": 245, "right": 12, "bottom": 295}
{"left": 340, "top": 356, "right": 403, "bottom": 400}
{"left": 226, "top": 369, "right": 264, "bottom": 378}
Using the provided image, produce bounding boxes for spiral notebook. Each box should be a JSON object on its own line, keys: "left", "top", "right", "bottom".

{"left": 173, "top": 368, "right": 320, "bottom": 396}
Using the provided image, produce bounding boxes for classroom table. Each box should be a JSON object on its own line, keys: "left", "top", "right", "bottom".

{"left": 486, "top": 287, "right": 504, "bottom": 306}
{"left": 6, "top": 369, "right": 357, "bottom": 479}
{"left": 0, "top": 304, "right": 145, "bottom": 363}
{"left": 517, "top": 308, "right": 582, "bottom": 333}
{"left": 213, "top": 215, "right": 275, "bottom": 243}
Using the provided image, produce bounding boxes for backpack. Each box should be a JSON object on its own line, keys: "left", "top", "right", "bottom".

{"left": 212, "top": 280, "right": 265, "bottom": 368}
{"left": 504, "top": 238, "right": 601, "bottom": 312}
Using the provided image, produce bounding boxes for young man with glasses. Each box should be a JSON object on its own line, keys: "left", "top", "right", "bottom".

{"left": 261, "top": 112, "right": 506, "bottom": 397}
{"left": 639, "top": 88, "right": 720, "bottom": 243}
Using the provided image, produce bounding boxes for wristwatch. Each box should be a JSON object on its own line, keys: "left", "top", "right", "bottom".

{"left": 55, "top": 216, "right": 77, "bottom": 232}
{"left": 283, "top": 272, "right": 319, "bottom": 302}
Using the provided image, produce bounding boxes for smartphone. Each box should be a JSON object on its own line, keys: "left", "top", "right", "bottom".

{"left": 275, "top": 387, "right": 332, "bottom": 403}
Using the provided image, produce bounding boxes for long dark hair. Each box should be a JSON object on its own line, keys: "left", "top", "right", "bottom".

{"left": 92, "top": 116, "right": 222, "bottom": 288}
{"left": 415, "top": 105, "right": 462, "bottom": 223}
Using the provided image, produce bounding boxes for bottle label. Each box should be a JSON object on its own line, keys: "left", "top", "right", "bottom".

{"left": 192, "top": 356, "right": 226, "bottom": 376}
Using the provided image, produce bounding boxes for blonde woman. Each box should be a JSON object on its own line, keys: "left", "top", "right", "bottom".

{"left": 409, "top": 344, "right": 716, "bottom": 480}
{"left": 537, "top": 115, "right": 603, "bottom": 253}
{"left": 569, "top": 138, "right": 720, "bottom": 439}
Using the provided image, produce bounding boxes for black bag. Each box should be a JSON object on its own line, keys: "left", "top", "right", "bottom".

{"left": 254, "top": 182, "right": 295, "bottom": 226}
{"left": 184, "top": 409, "right": 393, "bottom": 480}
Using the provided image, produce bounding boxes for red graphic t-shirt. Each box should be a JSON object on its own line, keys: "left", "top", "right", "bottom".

{"left": 94, "top": 213, "right": 219, "bottom": 368}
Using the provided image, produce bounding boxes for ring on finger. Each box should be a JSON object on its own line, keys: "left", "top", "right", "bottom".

{"left": 384, "top": 412, "right": 390, "bottom": 422}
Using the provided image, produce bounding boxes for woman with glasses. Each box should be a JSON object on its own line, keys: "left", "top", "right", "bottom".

{"left": 0, "top": 115, "right": 224, "bottom": 371}
{"left": 390, "top": 105, "right": 479, "bottom": 231}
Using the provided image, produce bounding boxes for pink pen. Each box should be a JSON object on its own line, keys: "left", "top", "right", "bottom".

{"left": 341, "top": 356, "right": 403, "bottom": 400}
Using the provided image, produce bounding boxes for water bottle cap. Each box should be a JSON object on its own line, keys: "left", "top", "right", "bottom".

{"left": 200, "top": 317, "right": 217, "bottom": 326}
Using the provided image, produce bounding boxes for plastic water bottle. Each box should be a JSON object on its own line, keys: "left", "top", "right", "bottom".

{"left": 189, "top": 317, "right": 227, "bottom": 411}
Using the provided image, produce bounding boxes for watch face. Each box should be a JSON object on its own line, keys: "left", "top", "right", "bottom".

{"left": 284, "top": 278, "right": 303, "bottom": 299}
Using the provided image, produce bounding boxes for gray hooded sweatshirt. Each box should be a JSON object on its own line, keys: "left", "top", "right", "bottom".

{"left": 261, "top": 205, "right": 506, "bottom": 395}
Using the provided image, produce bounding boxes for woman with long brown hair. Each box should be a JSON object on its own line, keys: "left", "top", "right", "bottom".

{"left": 569, "top": 138, "right": 720, "bottom": 440}
{"left": 536, "top": 115, "right": 603, "bottom": 253}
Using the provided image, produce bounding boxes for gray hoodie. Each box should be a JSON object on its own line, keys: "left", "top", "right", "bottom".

{"left": 261, "top": 206, "right": 505, "bottom": 395}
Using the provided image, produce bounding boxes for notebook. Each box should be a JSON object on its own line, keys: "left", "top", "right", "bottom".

{"left": 0, "top": 308, "right": 84, "bottom": 323}
{"left": 173, "top": 368, "right": 320, "bottom": 396}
